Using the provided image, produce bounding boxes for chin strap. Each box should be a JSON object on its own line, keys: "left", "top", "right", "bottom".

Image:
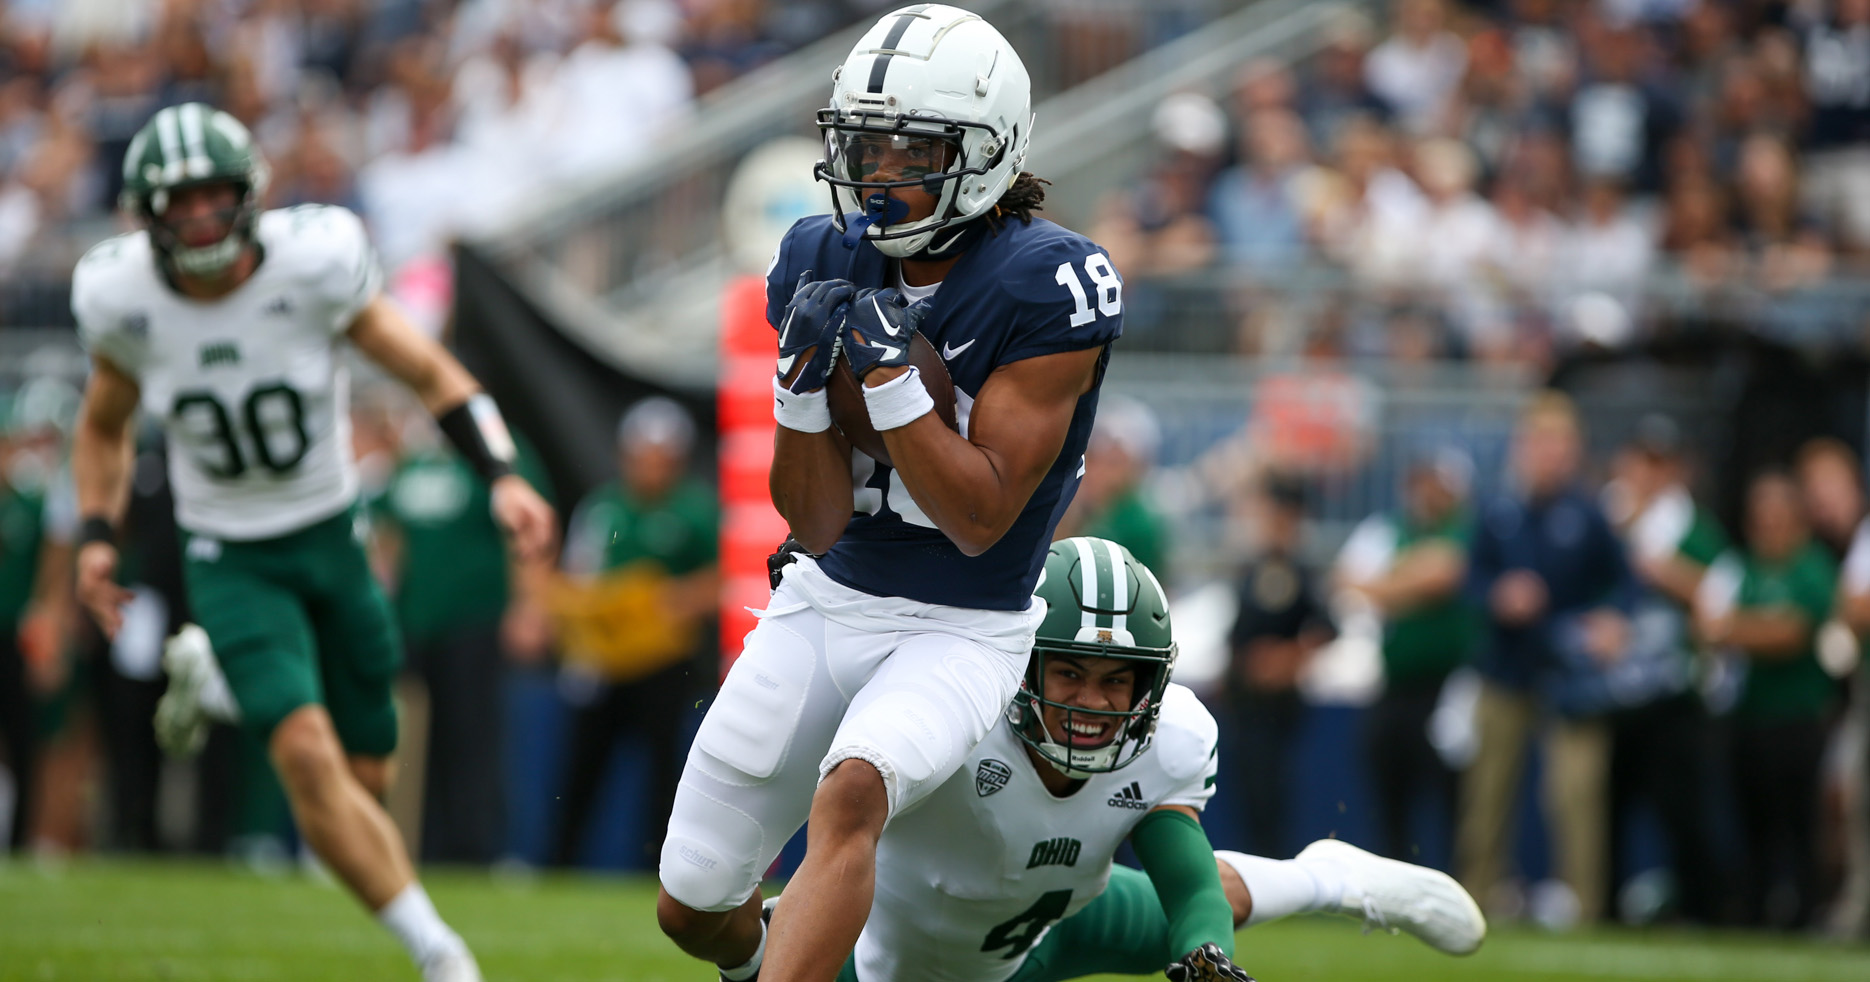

{"left": 841, "top": 193, "right": 911, "bottom": 249}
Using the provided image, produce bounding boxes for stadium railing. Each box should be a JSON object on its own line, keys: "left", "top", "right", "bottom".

{"left": 1101, "top": 354, "right": 1722, "bottom": 583}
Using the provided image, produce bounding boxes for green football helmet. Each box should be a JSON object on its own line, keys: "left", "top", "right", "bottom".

{"left": 119, "top": 103, "right": 270, "bottom": 276}
{"left": 1008, "top": 536, "right": 1178, "bottom": 778}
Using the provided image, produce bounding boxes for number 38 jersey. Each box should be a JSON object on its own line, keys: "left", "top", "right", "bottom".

{"left": 854, "top": 684, "right": 1219, "bottom": 982}
{"left": 766, "top": 215, "right": 1124, "bottom": 611}
{"left": 72, "top": 205, "right": 382, "bottom": 541}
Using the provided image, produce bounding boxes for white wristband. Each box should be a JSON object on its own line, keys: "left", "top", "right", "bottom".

{"left": 861, "top": 365, "right": 935, "bottom": 431}
{"left": 773, "top": 378, "right": 832, "bottom": 433}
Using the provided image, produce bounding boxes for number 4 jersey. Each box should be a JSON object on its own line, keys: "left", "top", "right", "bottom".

{"left": 73, "top": 205, "right": 381, "bottom": 541}
{"left": 765, "top": 214, "right": 1123, "bottom": 611}
{"left": 854, "top": 683, "right": 1219, "bottom": 982}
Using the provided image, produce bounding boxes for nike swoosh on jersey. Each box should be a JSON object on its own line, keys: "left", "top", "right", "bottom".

{"left": 942, "top": 339, "right": 976, "bottom": 360}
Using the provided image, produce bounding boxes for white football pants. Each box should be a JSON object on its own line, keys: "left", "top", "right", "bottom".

{"left": 659, "top": 556, "right": 1041, "bottom": 912}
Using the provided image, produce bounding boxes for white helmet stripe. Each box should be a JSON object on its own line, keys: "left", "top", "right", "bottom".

{"left": 121, "top": 127, "right": 150, "bottom": 185}
{"left": 180, "top": 103, "right": 211, "bottom": 178}
{"left": 1072, "top": 536, "right": 1098, "bottom": 633}
{"left": 155, "top": 107, "right": 185, "bottom": 185}
{"left": 865, "top": 5, "right": 928, "bottom": 93}
{"left": 1104, "top": 538, "right": 1129, "bottom": 635}
{"left": 1136, "top": 558, "right": 1168, "bottom": 615}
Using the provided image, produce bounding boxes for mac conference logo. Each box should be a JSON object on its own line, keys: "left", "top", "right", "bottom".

{"left": 975, "top": 759, "right": 1012, "bottom": 797}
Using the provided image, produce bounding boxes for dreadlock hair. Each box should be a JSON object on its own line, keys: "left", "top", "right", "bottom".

{"left": 988, "top": 172, "right": 1050, "bottom": 229}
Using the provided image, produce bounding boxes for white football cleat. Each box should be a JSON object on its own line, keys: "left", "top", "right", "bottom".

{"left": 421, "top": 951, "right": 483, "bottom": 982}
{"left": 154, "top": 624, "right": 217, "bottom": 759}
{"left": 1296, "top": 838, "right": 1487, "bottom": 956}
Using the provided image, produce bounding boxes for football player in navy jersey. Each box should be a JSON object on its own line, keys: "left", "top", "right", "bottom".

{"left": 655, "top": 7, "right": 1125, "bottom": 982}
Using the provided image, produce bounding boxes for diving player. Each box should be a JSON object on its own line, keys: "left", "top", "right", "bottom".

{"left": 68, "top": 103, "right": 555, "bottom": 982}
{"left": 831, "top": 538, "right": 1488, "bottom": 982}
{"left": 655, "top": 7, "right": 1126, "bottom": 981}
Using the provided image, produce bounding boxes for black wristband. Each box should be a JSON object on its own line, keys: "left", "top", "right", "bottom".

{"left": 79, "top": 515, "right": 117, "bottom": 549}
{"left": 437, "top": 394, "right": 517, "bottom": 483}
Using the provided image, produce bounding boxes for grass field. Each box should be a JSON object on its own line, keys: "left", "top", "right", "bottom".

{"left": 3, "top": 861, "right": 1869, "bottom": 982}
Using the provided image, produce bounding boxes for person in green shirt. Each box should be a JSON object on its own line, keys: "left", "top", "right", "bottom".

{"left": 1058, "top": 395, "right": 1170, "bottom": 579}
{"left": 551, "top": 397, "right": 717, "bottom": 869}
{"left": 1697, "top": 470, "right": 1838, "bottom": 929}
{"left": 372, "top": 409, "right": 555, "bottom": 863}
{"left": 1601, "top": 417, "right": 1729, "bottom": 924}
{"left": 0, "top": 387, "right": 78, "bottom": 853}
{"left": 1337, "top": 447, "right": 1475, "bottom": 863}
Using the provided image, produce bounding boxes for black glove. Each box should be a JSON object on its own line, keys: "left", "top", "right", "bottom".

{"left": 839, "top": 287, "right": 922, "bottom": 380}
{"left": 1164, "top": 943, "right": 1255, "bottom": 982}
{"left": 767, "top": 537, "right": 815, "bottom": 589}
{"left": 777, "top": 272, "right": 855, "bottom": 393}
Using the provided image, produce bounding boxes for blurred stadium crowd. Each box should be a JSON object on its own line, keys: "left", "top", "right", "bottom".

{"left": 2, "top": 0, "right": 1870, "bottom": 950}
{"left": 0, "top": 0, "right": 904, "bottom": 325}
{"left": 1099, "top": 0, "right": 1870, "bottom": 360}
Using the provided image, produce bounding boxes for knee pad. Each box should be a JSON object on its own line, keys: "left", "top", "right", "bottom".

{"left": 659, "top": 775, "right": 767, "bottom": 913}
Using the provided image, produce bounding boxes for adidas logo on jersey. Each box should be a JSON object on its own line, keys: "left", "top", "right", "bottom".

{"left": 1026, "top": 836, "right": 1082, "bottom": 869}
{"left": 263, "top": 295, "right": 294, "bottom": 316}
{"left": 1106, "top": 781, "right": 1150, "bottom": 810}
{"left": 198, "top": 341, "right": 240, "bottom": 368}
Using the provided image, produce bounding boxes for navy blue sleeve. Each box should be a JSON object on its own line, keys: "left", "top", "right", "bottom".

{"left": 764, "top": 222, "right": 801, "bottom": 332}
{"left": 1466, "top": 503, "right": 1503, "bottom": 609}
{"left": 1590, "top": 506, "right": 1639, "bottom": 614}
{"left": 996, "top": 234, "right": 1124, "bottom": 365}
{"left": 1228, "top": 575, "right": 1260, "bottom": 650}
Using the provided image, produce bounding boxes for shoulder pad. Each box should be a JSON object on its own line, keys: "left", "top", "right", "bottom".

{"left": 982, "top": 220, "right": 1106, "bottom": 299}
{"left": 1151, "top": 684, "right": 1219, "bottom": 784}
{"left": 261, "top": 205, "right": 382, "bottom": 324}
{"left": 260, "top": 205, "right": 371, "bottom": 264}
{"left": 71, "top": 232, "right": 156, "bottom": 369}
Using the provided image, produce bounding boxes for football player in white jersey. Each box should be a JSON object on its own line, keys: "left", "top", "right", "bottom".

{"left": 67, "top": 103, "right": 554, "bottom": 982}
{"left": 819, "top": 538, "right": 1486, "bottom": 982}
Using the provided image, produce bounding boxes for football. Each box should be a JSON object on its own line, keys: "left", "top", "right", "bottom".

{"left": 826, "top": 332, "right": 959, "bottom": 466}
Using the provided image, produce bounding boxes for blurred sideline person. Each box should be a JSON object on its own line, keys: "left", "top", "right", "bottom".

{"left": 1336, "top": 447, "right": 1475, "bottom": 864}
{"left": 0, "top": 387, "right": 78, "bottom": 852}
{"left": 1795, "top": 438, "right": 1864, "bottom": 562}
{"left": 551, "top": 398, "right": 716, "bottom": 869}
{"left": 1225, "top": 473, "right": 1333, "bottom": 859}
{"left": 68, "top": 104, "right": 554, "bottom": 982}
{"left": 806, "top": 538, "right": 1485, "bottom": 981}
{"left": 372, "top": 405, "right": 556, "bottom": 864}
{"left": 1458, "top": 391, "right": 1633, "bottom": 925}
{"left": 1600, "top": 417, "right": 1729, "bottom": 923}
{"left": 655, "top": 8, "right": 1125, "bottom": 981}
{"left": 1056, "top": 395, "right": 1171, "bottom": 577}
{"left": 1698, "top": 471, "right": 1840, "bottom": 929}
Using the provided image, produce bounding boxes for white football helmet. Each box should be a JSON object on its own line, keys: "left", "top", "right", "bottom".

{"left": 816, "top": 4, "right": 1033, "bottom": 259}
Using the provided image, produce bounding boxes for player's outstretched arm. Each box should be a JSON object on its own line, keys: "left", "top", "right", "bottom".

{"left": 71, "top": 356, "right": 141, "bottom": 637}
{"left": 876, "top": 345, "right": 1102, "bottom": 556}
{"left": 1131, "top": 806, "right": 1248, "bottom": 980}
{"left": 346, "top": 296, "right": 557, "bottom": 563}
